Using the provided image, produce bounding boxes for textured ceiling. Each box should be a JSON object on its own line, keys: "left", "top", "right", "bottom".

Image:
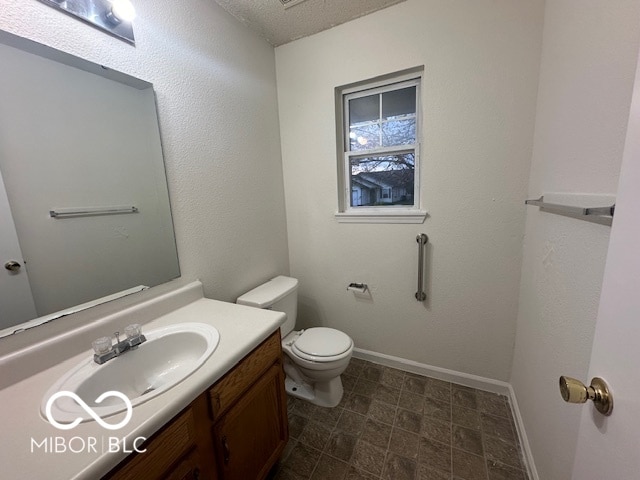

{"left": 213, "top": 0, "right": 407, "bottom": 46}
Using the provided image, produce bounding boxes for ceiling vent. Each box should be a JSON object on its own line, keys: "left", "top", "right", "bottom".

{"left": 279, "top": 0, "right": 312, "bottom": 8}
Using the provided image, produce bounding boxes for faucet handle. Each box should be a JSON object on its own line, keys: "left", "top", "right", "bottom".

{"left": 124, "top": 323, "right": 142, "bottom": 339}
{"left": 92, "top": 336, "right": 113, "bottom": 355}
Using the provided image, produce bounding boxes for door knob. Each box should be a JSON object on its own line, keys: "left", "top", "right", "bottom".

{"left": 4, "top": 260, "right": 21, "bottom": 272}
{"left": 559, "top": 376, "right": 613, "bottom": 416}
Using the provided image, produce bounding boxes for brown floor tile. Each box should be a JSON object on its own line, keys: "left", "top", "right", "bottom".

{"left": 289, "top": 413, "right": 309, "bottom": 439}
{"left": 381, "top": 367, "right": 406, "bottom": 389}
{"left": 368, "top": 399, "right": 397, "bottom": 425}
{"left": 421, "top": 416, "right": 452, "bottom": 445}
{"left": 284, "top": 359, "right": 529, "bottom": 480}
{"left": 424, "top": 396, "right": 452, "bottom": 422}
{"left": 483, "top": 435, "right": 523, "bottom": 470}
{"left": 345, "top": 466, "right": 378, "bottom": 480}
{"left": 310, "top": 454, "right": 349, "bottom": 480}
{"left": 314, "top": 405, "right": 343, "bottom": 428}
{"left": 326, "top": 431, "right": 358, "bottom": 462}
{"left": 350, "top": 440, "right": 387, "bottom": 476}
{"left": 486, "top": 460, "right": 527, "bottom": 480}
{"left": 361, "top": 418, "right": 392, "bottom": 448}
{"left": 344, "top": 393, "right": 372, "bottom": 415}
{"left": 288, "top": 396, "right": 300, "bottom": 413}
{"left": 389, "top": 427, "right": 421, "bottom": 459}
{"left": 273, "top": 466, "right": 309, "bottom": 480}
{"left": 452, "top": 425, "right": 484, "bottom": 456}
{"left": 373, "top": 383, "right": 401, "bottom": 405}
{"left": 345, "top": 360, "right": 365, "bottom": 377}
{"left": 353, "top": 378, "right": 377, "bottom": 397}
{"left": 452, "top": 386, "right": 478, "bottom": 410}
{"left": 336, "top": 410, "right": 367, "bottom": 435}
{"left": 418, "top": 463, "right": 452, "bottom": 480}
{"left": 284, "top": 443, "right": 322, "bottom": 478}
{"left": 418, "top": 437, "right": 451, "bottom": 473}
{"left": 281, "top": 439, "right": 297, "bottom": 462}
{"left": 383, "top": 452, "right": 417, "bottom": 480}
{"left": 395, "top": 407, "right": 423, "bottom": 433}
{"left": 342, "top": 374, "right": 358, "bottom": 392}
{"left": 293, "top": 399, "right": 318, "bottom": 418}
{"left": 452, "top": 405, "right": 481, "bottom": 430}
{"left": 399, "top": 390, "right": 424, "bottom": 412}
{"left": 427, "top": 378, "right": 452, "bottom": 402}
{"left": 361, "top": 364, "right": 383, "bottom": 382}
{"left": 477, "top": 391, "right": 510, "bottom": 418}
{"left": 404, "top": 375, "right": 427, "bottom": 395}
{"left": 452, "top": 448, "right": 488, "bottom": 480}
{"left": 299, "top": 420, "right": 333, "bottom": 451}
{"left": 480, "top": 413, "right": 515, "bottom": 444}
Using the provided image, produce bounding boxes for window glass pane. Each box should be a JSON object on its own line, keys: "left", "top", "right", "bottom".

{"left": 350, "top": 153, "right": 415, "bottom": 206}
{"left": 349, "top": 123, "right": 381, "bottom": 151}
{"left": 382, "top": 118, "right": 415, "bottom": 146}
{"left": 349, "top": 94, "right": 379, "bottom": 124}
{"left": 382, "top": 86, "right": 416, "bottom": 119}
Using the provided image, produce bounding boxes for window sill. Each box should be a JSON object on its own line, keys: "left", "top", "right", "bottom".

{"left": 335, "top": 209, "right": 428, "bottom": 224}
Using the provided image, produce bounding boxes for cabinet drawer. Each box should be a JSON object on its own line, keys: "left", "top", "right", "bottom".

{"left": 105, "top": 408, "right": 196, "bottom": 480}
{"left": 209, "top": 330, "right": 281, "bottom": 419}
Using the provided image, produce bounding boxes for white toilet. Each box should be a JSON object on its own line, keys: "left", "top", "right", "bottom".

{"left": 237, "top": 275, "right": 353, "bottom": 408}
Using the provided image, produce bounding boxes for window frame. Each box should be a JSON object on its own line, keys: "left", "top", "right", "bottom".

{"left": 335, "top": 69, "right": 427, "bottom": 224}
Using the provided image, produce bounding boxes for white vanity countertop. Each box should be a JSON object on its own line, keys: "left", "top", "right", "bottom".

{"left": 0, "top": 285, "right": 285, "bottom": 479}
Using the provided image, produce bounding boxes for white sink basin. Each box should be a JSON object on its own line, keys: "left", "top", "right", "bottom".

{"left": 42, "top": 322, "right": 219, "bottom": 425}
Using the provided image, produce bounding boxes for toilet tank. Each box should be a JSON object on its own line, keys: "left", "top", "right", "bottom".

{"left": 236, "top": 276, "right": 298, "bottom": 336}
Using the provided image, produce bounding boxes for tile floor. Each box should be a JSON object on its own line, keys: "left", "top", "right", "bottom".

{"left": 271, "top": 358, "right": 529, "bottom": 480}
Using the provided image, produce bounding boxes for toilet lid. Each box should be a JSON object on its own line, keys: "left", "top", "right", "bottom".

{"left": 292, "top": 327, "right": 352, "bottom": 358}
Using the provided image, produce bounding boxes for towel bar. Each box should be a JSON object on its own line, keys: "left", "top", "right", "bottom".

{"left": 525, "top": 196, "right": 614, "bottom": 226}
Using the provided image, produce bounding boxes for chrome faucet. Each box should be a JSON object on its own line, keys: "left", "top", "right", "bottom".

{"left": 92, "top": 324, "right": 147, "bottom": 364}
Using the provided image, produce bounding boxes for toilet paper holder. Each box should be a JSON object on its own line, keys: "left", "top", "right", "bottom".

{"left": 347, "top": 283, "right": 368, "bottom": 294}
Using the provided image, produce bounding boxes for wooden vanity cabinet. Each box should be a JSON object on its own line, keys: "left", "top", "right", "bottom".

{"left": 105, "top": 330, "right": 288, "bottom": 480}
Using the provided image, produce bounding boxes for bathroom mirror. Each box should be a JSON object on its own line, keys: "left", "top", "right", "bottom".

{"left": 0, "top": 30, "right": 180, "bottom": 336}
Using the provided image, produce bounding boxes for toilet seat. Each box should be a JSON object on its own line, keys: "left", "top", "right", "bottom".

{"left": 291, "top": 327, "right": 353, "bottom": 363}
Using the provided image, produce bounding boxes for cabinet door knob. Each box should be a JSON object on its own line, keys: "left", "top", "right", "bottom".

{"left": 559, "top": 376, "right": 613, "bottom": 416}
{"left": 222, "top": 435, "right": 231, "bottom": 465}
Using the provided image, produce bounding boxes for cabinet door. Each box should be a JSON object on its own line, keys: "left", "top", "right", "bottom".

{"left": 164, "top": 450, "right": 203, "bottom": 480}
{"left": 105, "top": 408, "right": 197, "bottom": 480}
{"left": 213, "top": 364, "right": 288, "bottom": 480}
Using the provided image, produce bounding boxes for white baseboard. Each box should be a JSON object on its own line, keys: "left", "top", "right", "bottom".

{"left": 505, "top": 384, "right": 539, "bottom": 480}
{"left": 351, "top": 348, "right": 538, "bottom": 480}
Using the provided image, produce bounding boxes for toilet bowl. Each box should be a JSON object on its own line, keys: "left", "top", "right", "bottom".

{"left": 237, "top": 276, "right": 353, "bottom": 407}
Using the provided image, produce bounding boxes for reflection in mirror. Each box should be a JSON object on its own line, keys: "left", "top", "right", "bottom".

{"left": 0, "top": 31, "right": 180, "bottom": 336}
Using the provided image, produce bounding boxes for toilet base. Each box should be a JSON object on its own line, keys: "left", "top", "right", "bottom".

{"left": 284, "top": 375, "right": 344, "bottom": 408}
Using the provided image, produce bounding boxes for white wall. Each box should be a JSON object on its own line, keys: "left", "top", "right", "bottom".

{"left": 0, "top": 0, "right": 289, "bottom": 304}
{"left": 510, "top": 2, "right": 640, "bottom": 479}
{"left": 276, "top": 0, "right": 544, "bottom": 381}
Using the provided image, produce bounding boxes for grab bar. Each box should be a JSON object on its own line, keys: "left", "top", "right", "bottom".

{"left": 415, "top": 233, "right": 428, "bottom": 301}
{"left": 49, "top": 205, "right": 139, "bottom": 218}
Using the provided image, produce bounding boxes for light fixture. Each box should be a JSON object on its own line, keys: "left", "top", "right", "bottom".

{"left": 279, "top": 0, "right": 312, "bottom": 9}
{"left": 37, "top": 0, "right": 136, "bottom": 45}
{"left": 106, "top": 0, "right": 136, "bottom": 24}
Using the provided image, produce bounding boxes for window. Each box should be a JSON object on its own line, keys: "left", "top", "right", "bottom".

{"left": 335, "top": 69, "right": 426, "bottom": 223}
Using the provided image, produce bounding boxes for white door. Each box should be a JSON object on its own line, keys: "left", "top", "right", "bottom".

{"left": 571, "top": 45, "right": 640, "bottom": 478}
{"left": 0, "top": 169, "right": 37, "bottom": 330}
